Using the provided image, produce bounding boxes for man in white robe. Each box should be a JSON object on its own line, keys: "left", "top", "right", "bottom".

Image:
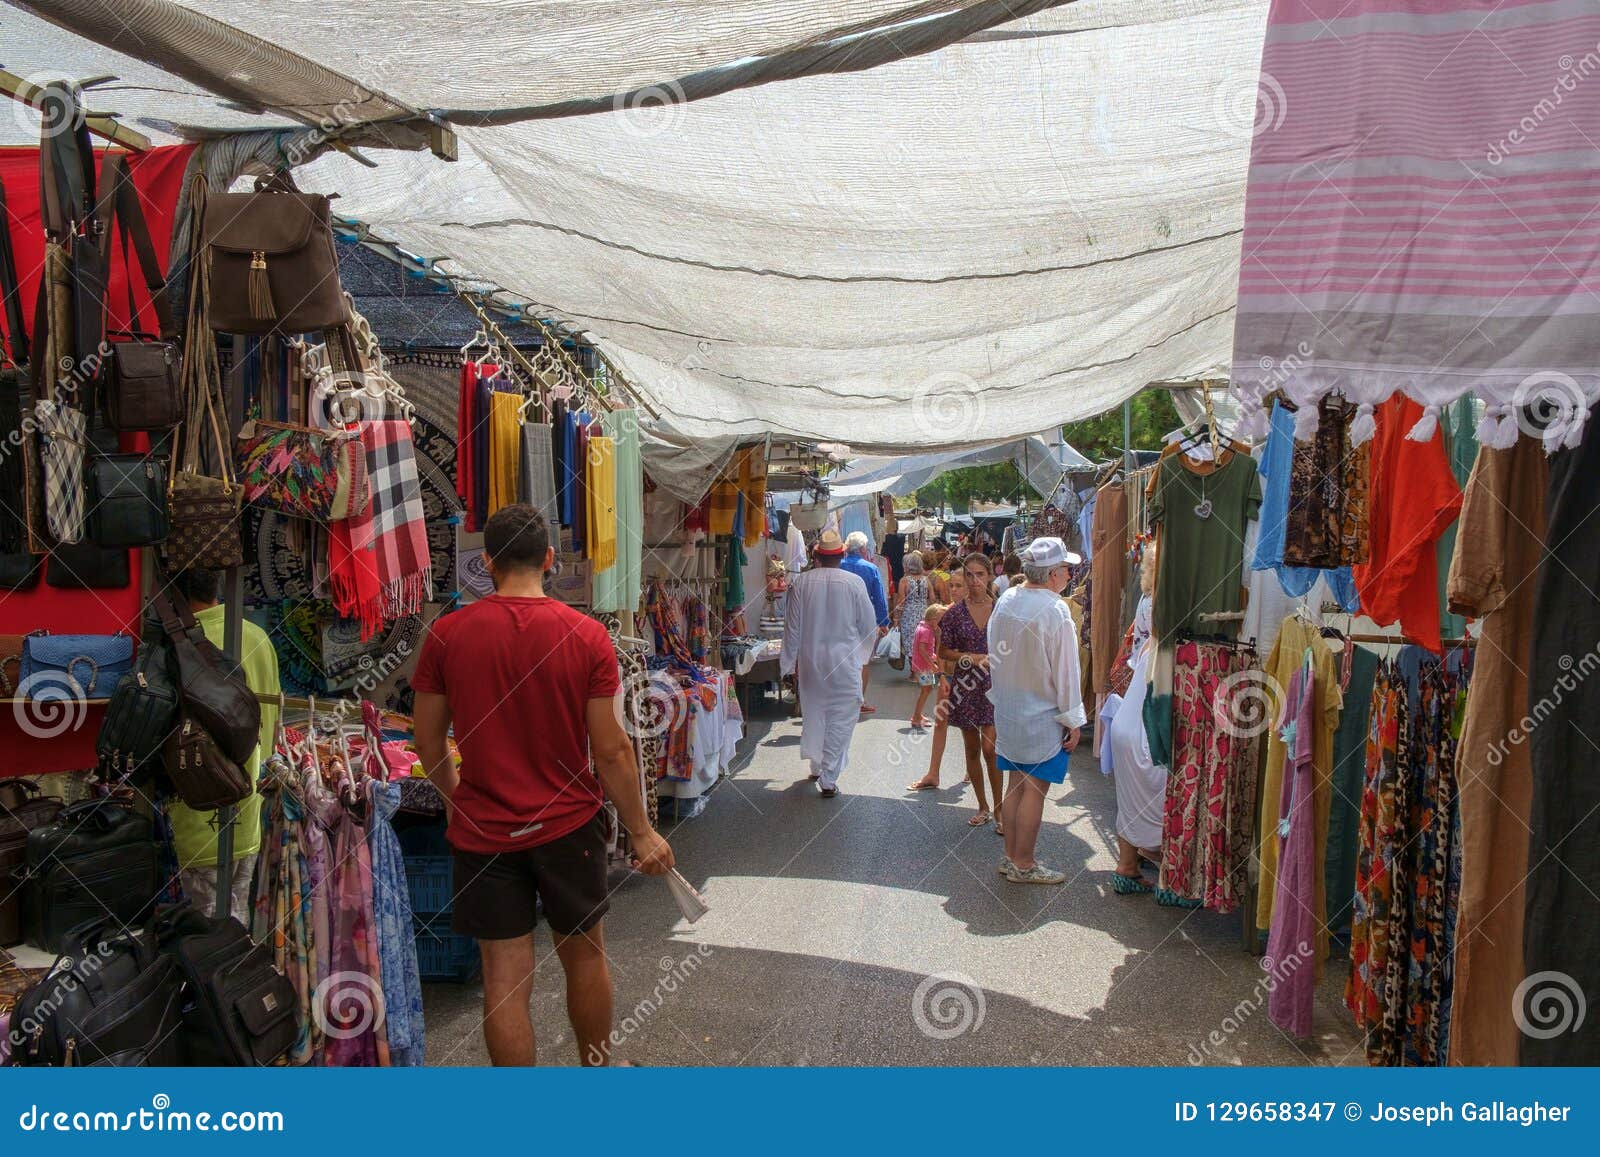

{"left": 780, "top": 529, "right": 880, "bottom": 796}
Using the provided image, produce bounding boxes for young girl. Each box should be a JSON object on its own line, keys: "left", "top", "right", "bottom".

{"left": 908, "top": 604, "right": 946, "bottom": 729}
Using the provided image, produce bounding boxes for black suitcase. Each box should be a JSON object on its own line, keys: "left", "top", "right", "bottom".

{"left": 9, "top": 917, "right": 183, "bottom": 1066}
{"left": 154, "top": 905, "right": 298, "bottom": 1066}
{"left": 22, "top": 798, "right": 159, "bottom": 952}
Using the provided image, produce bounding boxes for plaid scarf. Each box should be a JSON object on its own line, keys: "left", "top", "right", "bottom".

{"left": 330, "top": 410, "right": 432, "bottom": 639}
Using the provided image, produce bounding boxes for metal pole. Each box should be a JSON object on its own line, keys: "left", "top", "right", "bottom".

{"left": 1123, "top": 397, "right": 1133, "bottom": 472}
{"left": 212, "top": 335, "right": 247, "bottom": 921}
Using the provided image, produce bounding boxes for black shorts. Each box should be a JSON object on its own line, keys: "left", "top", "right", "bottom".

{"left": 451, "top": 809, "right": 611, "bottom": 939}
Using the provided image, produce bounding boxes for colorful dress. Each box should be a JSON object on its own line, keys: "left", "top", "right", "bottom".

{"left": 1158, "top": 641, "right": 1260, "bottom": 912}
{"left": 938, "top": 598, "right": 994, "bottom": 730}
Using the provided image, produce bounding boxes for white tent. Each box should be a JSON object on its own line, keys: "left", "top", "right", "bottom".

{"left": 4, "top": 0, "right": 1268, "bottom": 451}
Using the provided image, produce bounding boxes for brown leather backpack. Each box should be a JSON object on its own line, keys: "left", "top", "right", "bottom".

{"left": 203, "top": 172, "right": 346, "bottom": 335}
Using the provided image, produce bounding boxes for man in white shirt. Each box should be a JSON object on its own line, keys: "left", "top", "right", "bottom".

{"left": 780, "top": 530, "right": 882, "bottom": 797}
{"left": 986, "top": 537, "right": 1086, "bottom": 884}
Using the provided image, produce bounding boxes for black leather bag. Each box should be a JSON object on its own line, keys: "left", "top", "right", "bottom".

{"left": 163, "top": 709, "right": 251, "bottom": 811}
{"left": 153, "top": 588, "right": 261, "bottom": 766}
{"left": 10, "top": 918, "right": 183, "bottom": 1067}
{"left": 1, "top": 174, "right": 40, "bottom": 577}
{"left": 45, "top": 539, "right": 131, "bottom": 589}
{"left": 0, "top": 781, "right": 62, "bottom": 948}
{"left": 96, "top": 637, "right": 181, "bottom": 781}
{"left": 154, "top": 905, "right": 297, "bottom": 1066}
{"left": 22, "top": 798, "right": 160, "bottom": 953}
{"left": 38, "top": 94, "right": 105, "bottom": 376}
{"left": 85, "top": 446, "right": 169, "bottom": 548}
{"left": 97, "top": 154, "right": 183, "bottom": 433}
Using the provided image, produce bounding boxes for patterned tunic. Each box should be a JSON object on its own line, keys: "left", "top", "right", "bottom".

{"left": 938, "top": 598, "right": 995, "bottom": 729}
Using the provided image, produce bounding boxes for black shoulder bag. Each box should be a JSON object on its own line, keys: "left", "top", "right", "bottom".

{"left": 152, "top": 586, "right": 262, "bottom": 766}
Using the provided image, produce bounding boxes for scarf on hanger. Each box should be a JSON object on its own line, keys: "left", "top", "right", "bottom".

{"left": 330, "top": 397, "right": 432, "bottom": 639}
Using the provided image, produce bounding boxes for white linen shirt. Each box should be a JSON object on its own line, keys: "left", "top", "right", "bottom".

{"left": 985, "top": 585, "right": 1088, "bottom": 764}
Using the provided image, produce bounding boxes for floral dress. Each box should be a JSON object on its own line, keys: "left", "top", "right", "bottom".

{"left": 938, "top": 598, "right": 994, "bottom": 729}
{"left": 897, "top": 576, "right": 929, "bottom": 664}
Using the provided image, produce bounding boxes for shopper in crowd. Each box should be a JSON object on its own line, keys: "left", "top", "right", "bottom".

{"left": 780, "top": 529, "right": 881, "bottom": 797}
{"left": 993, "top": 552, "right": 1023, "bottom": 598}
{"left": 840, "top": 530, "right": 891, "bottom": 713}
{"left": 987, "top": 538, "right": 1085, "bottom": 885}
{"left": 168, "top": 568, "right": 281, "bottom": 918}
{"left": 412, "top": 503, "right": 674, "bottom": 1067}
{"left": 927, "top": 547, "right": 955, "bottom": 603}
{"left": 908, "top": 603, "right": 947, "bottom": 730}
{"left": 939, "top": 551, "right": 1003, "bottom": 830}
{"left": 892, "top": 552, "right": 932, "bottom": 681}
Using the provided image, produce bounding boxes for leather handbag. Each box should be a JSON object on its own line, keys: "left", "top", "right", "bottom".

{"left": 37, "top": 87, "right": 106, "bottom": 378}
{"left": 153, "top": 587, "right": 261, "bottom": 765}
{"left": 0, "top": 781, "right": 63, "bottom": 947}
{"left": 153, "top": 905, "right": 298, "bottom": 1066}
{"left": 21, "top": 798, "right": 160, "bottom": 953}
{"left": 18, "top": 631, "right": 134, "bottom": 701}
{"left": 162, "top": 709, "right": 251, "bottom": 811}
{"left": 85, "top": 449, "right": 169, "bottom": 547}
{"left": 0, "top": 175, "right": 40, "bottom": 574}
{"left": 96, "top": 155, "right": 183, "bottom": 433}
{"left": 0, "top": 552, "right": 42, "bottom": 590}
{"left": 9, "top": 918, "right": 183, "bottom": 1066}
{"left": 234, "top": 417, "right": 355, "bottom": 521}
{"left": 204, "top": 171, "right": 346, "bottom": 335}
{"left": 163, "top": 177, "right": 243, "bottom": 572}
{"left": 45, "top": 539, "right": 131, "bottom": 589}
{"left": 96, "top": 636, "right": 180, "bottom": 781}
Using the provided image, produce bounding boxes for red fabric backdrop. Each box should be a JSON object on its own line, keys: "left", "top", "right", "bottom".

{"left": 0, "top": 143, "right": 194, "bottom": 776}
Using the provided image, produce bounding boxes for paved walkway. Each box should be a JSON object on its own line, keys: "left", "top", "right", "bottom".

{"left": 423, "top": 662, "right": 1366, "bottom": 1066}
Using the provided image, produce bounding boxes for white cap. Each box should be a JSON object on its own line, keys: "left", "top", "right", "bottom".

{"left": 1022, "top": 536, "right": 1080, "bottom": 568}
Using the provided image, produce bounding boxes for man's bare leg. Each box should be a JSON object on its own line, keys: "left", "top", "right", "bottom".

{"left": 554, "top": 921, "right": 614, "bottom": 1066}
{"left": 479, "top": 933, "right": 537, "bottom": 1066}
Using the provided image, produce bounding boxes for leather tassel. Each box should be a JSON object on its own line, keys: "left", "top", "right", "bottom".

{"left": 248, "top": 250, "right": 276, "bottom": 320}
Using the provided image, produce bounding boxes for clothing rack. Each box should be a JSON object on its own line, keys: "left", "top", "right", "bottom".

{"left": 457, "top": 292, "right": 616, "bottom": 421}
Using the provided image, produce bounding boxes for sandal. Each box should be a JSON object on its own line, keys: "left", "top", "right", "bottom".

{"left": 906, "top": 780, "right": 940, "bottom": 792}
{"left": 994, "top": 821, "right": 1005, "bottom": 836}
{"left": 1111, "top": 872, "right": 1153, "bottom": 895}
{"left": 1155, "top": 887, "right": 1202, "bottom": 909}
{"left": 968, "top": 811, "right": 992, "bottom": 827}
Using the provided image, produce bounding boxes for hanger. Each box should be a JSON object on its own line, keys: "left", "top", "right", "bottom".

{"left": 460, "top": 327, "right": 490, "bottom": 362}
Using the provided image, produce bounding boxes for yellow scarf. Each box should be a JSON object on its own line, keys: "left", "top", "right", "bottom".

{"left": 587, "top": 434, "right": 618, "bottom": 573}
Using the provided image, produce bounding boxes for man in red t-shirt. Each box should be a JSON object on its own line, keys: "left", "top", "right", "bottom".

{"left": 412, "top": 503, "right": 674, "bottom": 1066}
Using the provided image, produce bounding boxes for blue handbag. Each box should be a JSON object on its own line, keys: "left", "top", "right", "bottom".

{"left": 18, "top": 632, "right": 135, "bottom": 701}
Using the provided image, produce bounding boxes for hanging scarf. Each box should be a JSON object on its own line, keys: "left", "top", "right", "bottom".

{"left": 330, "top": 409, "right": 432, "bottom": 639}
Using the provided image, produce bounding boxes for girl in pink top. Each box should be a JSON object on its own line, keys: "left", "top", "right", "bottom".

{"left": 909, "top": 604, "right": 947, "bottom": 730}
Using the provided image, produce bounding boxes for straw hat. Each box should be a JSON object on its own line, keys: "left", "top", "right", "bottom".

{"left": 813, "top": 529, "right": 846, "bottom": 556}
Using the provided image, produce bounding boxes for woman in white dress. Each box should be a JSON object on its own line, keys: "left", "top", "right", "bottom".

{"left": 1107, "top": 590, "right": 1162, "bottom": 894}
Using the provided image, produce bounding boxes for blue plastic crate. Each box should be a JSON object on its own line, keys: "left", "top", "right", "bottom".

{"left": 403, "top": 855, "right": 455, "bottom": 914}
{"left": 412, "top": 912, "right": 480, "bottom": 983}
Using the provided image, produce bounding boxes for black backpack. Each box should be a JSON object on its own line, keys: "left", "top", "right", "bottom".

{"left": 9, "top": 917, "right": 184, "bottom": 1067}
{"left": 153, "top": 905, "right": 298, "bottom": 1066}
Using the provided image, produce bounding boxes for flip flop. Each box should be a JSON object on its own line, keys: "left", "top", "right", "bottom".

{"left": 968, "top": 811, "right": 992, "bottom": 827}
{"left": 1155, "top": 887, "right": 1202, "bottom": 909}
{"left": 859, "top": 704, "right": 877, "bottom": 714}
{"left": 906, "top": 780, "right": 940, "bottom": 792}
{"left": 1111, "top": 872, "right": 1154, "bottom": 895}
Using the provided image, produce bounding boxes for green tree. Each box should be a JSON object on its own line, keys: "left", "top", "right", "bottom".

{"left": 1058, "top": 390, "right": 1181, "bottom": 462}
{"left": 915, "top": 462, "right": 1026, "bottom": 512}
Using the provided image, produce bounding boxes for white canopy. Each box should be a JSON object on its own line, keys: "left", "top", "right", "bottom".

{"left": 6, "top": 0, "right": 1268, "bottom": 451}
